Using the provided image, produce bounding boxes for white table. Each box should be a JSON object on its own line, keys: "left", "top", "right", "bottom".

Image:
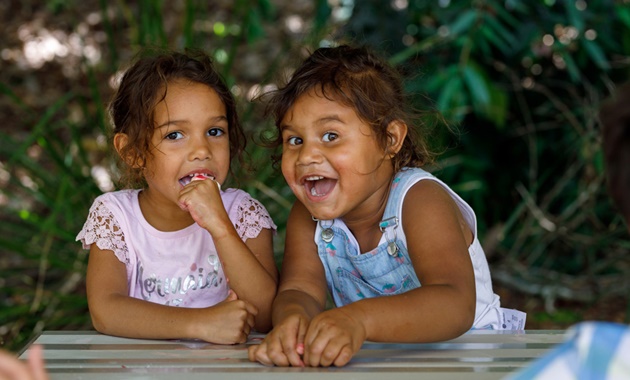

{"left": 18, "top": 330, "right": 566, "bottom": 379}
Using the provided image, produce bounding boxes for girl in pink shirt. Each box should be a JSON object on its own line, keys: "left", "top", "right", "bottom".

{"left": 76, "top": 49, "right": 278, "bottom": 344}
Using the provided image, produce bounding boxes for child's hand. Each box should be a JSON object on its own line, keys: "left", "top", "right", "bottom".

{"left": 301, "top": 308, "right": 366, "bottom": 367}
{"left": 247, "top": 313, "right": 309, "bottom": 367}
{"left": 178, "top": 177, "right": 225, "bottom": 231}
{"left": 200, "top": 290, "right": 258, "bottom": 344}
{"left": 0, "top": 345, "right": 48, "bottom": 380}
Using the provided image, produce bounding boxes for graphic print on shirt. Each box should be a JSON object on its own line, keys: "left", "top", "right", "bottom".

{"left": 135, "top": 254, "right": 225, "bottom": 306}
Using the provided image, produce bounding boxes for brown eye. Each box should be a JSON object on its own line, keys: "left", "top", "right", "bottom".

{"left": 287, "top": 136, "right": 302, "bottom": 145}
{"left": 322, "top": 132, "right": 338, "bottom": 142}
{"left": 207, "top": 128, "right": 225, "bottom": 137}
{"left": 165, "top": 131, "right": 182, "bottom": 140}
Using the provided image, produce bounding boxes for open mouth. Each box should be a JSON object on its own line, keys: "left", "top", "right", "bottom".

{"left": 179, "top": 173, "right": 215, "bottom": 187}
{"left": 304, "top": 175, "right": 336, "bottom": 197}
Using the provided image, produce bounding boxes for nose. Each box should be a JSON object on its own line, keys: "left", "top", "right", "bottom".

{"left": 189, "top": 136, "right": 212, "bottom": 161}
{"left": 296, "top": 140, "right": 322, "bottom": 166}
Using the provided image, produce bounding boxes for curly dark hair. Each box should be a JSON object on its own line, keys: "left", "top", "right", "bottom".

{"left": 108, "top": 48, "right": 246, "bottom": 188}
{"left": 261, "top": 44, "right": 434, "bottom": 172}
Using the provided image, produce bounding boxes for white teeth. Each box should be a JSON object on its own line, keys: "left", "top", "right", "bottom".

{"left": 186, "top": 173, "right": 213, "bottom": 180}
{"left": 305, "top": 176, "right": 324, "bottom": 181}
{"left": 305, "top": 175, "right": 324, "bottom": 196}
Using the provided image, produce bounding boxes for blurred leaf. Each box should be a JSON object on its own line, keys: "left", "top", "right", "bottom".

{"left": 462, "top": 64, "right": 491, "bottom": 112}
{"left": 437, "top": 75, "right": 466, "bottom": 123}
{"left": 565, "top": 0, "right": 585, "bottom": 32}
{"left": 389, "top": 34, "right": 446, "bottom": 65}
{"left": 488, "top": 86, "right": 509, "bottom": 128}
{"left": 0, "top": 83, "right": 28, "bottom": 110}
{"left": 481, "top": 11, "right": 518, "bottom": 54}
{"left": 480, "top": 21, "right": 510, "bottom": 54}
{"left": 99, "top": 0, "right": 118, "bottom": 68}
{"left": 559, "top": 50, "right": 581, "bottom": 82}
{"left": 423, "top": 66, "right": 455, "bottom": 94}
{"left": 8, "top": 93, "right": 74, "bottom": 167}
{"left": 492, "top": 0, "right": 523, "bottom": 28}
{"left": 449, "top": 9, "right": 478, "bottom": 36}
{"left": 0, "top": 304, "right": 31, "bottom": 324}
{"left": 617, "top": 4, "right": 630, "bottom": 29}
{"left": 313, "top": 0, "right": 332, "bottom": 31}
{"left": 582, "top": 39, "right": 611, "bottom": 70}
{"left": 246, "top": 8, "right": 265, "bottom": 42}
{"left": 182, "top": 0, "right": 196, "bottom": 48}
{"left": 257, "top": 0, "right": 275, "bottom": 19}
{"left": 593, "top": 148, "right": 604, "bottom": 175}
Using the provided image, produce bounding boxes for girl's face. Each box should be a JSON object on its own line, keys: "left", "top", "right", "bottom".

{"left": 142, "top": 80, "right": 230, "bottom": 208}
{"left": 280, "top": 89, "right": 395, "bottom": 222}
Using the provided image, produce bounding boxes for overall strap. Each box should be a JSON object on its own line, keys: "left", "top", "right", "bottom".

{"left": 379, "top": 168, "right": 431, "bottom": 257}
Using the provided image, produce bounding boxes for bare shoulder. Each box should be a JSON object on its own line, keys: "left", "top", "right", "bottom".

{"left": 87, "top": 244, "right": 127, "bottom": 271}
{"left": 401, "top": 178, "right": 472, "bottom": 245}
{"left": 403, "top": 178, "right": 459, "bottom": 213}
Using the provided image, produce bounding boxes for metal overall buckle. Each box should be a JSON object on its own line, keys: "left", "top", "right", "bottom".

{"left": 379, "top": 216, "right": 399, "bottom": 257}
{"left": 313, "top": 216, "right": 334, "bottom": 243}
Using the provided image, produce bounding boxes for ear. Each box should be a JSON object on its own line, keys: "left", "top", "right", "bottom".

{"left": 386, "top": 120, "right": 407, "bottom": 156}
{"left": 113, "top": 132, "right": 128, "bottom": 157}
{"left": 113, "top": 133, "right": 138, "bottom": 168}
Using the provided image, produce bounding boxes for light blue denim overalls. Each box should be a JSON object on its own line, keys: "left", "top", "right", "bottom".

{"left": 314, "top": 167, "right": 526, "bottom": 330}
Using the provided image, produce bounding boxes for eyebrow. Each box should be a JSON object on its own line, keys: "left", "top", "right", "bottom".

{"left": 155, "top": 115, "right": 228, "bottom": 129}
{"left": 280, "top": 114, "right": 344, "bottom": 132}
{"left": 317, "top": 115, "right": 344, "bottom": 124}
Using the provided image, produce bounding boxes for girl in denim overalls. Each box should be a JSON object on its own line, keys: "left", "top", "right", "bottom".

{"left": 249, "top": 45, "right": 524, "bottom": 367}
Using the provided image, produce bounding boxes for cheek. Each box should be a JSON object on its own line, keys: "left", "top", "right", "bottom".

{"left": 358, "top": 147, "right": 388, "bottom": 170}
{"left": 280, "top": 148, "right": 293, "bottom": 168}
{"left": 218, "top": 146, "right": 231, "bottom": 163}
{"left": 280, "top": 160, "right": 292, "bottom": 181}
{"left": 213, "top": 142, "right": 231, "bottom": 164}
{"left": 142, "top": 168, "right": 159, "bottom": 186}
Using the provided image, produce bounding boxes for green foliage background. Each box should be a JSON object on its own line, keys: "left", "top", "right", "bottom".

{"left": 1, "top": 0, "right": 629, "bottom": 352}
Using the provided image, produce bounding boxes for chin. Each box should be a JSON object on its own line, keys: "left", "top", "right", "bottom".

{"left": 306, "top": 207, "right": 338, "bottom": 221}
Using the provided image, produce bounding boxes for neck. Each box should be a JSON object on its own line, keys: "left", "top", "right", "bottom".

{"left": 138, "top": 189, "right": 195, "bottom": 231}
{"left": 342, "top": 178, "right": 392, "bottom": 253}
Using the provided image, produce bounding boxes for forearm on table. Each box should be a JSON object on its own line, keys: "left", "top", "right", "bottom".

{"left": 215, "top": 235, "right": 277, "bottom": 300}
{"left": 89, "top": 294, "right": 218, "bottom": 340}
{"left": 346, "top": 284, "right": 475, "bottom": 343}
{"left": 212, "top": 231, "right": 277, "bottom": 331}
{"left": 271, "top": 289, "right": 325, "bottom": 326}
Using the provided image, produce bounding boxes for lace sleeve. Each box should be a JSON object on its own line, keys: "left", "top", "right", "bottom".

{"left": 234, "top": 196, "right": 277, "bottom": 241}
{"left": 75, "top": 200, "right": 130, "bottom": 264}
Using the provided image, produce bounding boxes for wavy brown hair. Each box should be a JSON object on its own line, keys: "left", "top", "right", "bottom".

{"left": 109, "top": 48, "right": 246, "bottom": 188}
{"left": 261, "top": 44, "right": 434, "bottom": 172}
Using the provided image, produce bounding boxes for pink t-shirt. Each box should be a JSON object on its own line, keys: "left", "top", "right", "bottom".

{"left": 76, "top": 188, "right": 276, "bottom": 308}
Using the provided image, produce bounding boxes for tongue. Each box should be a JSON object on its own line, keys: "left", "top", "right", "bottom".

{"left": 313, "top": 178, "right": 336, "bottom": 195}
